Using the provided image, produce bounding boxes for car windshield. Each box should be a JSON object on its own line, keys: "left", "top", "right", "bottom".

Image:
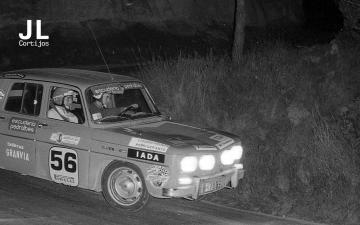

{"left": 86, "top": 82, "right": 160, "bottom": 123}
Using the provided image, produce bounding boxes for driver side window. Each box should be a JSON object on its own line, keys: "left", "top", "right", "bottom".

{"left": 47, "top": 86, "right": 85, "bottom": 124}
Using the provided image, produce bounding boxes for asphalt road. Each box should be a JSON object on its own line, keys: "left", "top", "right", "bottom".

{"left": 0, "top": 169, "right": 320, "bottom": 225}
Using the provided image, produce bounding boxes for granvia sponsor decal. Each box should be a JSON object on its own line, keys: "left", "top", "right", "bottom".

{"left": 18, "top": 20, "right": 49, "bottom": 48}
{"left": 0, "top": 89, "right": 5, "bottom": 100}
{"left": 127, "top": 149, "right": 165, "bottom": 163}
{"left": 5, "top": 142, "right": 29, "bottom": 161}
{"left": 128, "top": 137, "right": 169, "bottom": 153}
{"left": 209, "top": 134, "right": 234, "bottom": 150}
{"left": 5, "top": 149, "right": 30, "bottom": 161}
{"left": 194, "top": 145, "right": 218, "bottom": 151}
{"left": 50, "top": 132, "right": 80, "bottom": 145}
{"left": 146, "top": 165, "right": 169, "bottom": 188}
{"left": 8, "top": 117, "right": 37, "bottom": 134}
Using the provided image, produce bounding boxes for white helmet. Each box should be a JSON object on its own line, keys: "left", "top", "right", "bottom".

{"left": 52, "top": 88, "right": 74, "bottom": 105}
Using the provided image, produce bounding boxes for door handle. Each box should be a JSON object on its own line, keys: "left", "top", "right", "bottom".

{"left": 38, "top": 122, "right": 48, "bottom": 128}
{"left": 0, "top": 116, "right": 5, "bottom": 120}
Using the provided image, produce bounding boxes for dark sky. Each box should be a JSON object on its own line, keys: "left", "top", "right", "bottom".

{"left": 0, "top": 0, "right": 350, "bottom": 70}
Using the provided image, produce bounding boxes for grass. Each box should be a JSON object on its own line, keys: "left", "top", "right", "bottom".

{"left": 136, "top": 39, "right": 360, "bottom": 224}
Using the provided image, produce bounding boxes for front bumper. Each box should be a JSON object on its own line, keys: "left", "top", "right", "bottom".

{"left": 162, "top": 164, "right": 245, "bottom": 199}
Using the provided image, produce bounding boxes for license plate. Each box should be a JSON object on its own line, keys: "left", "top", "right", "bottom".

{"left": 200, "top": 176, "right": 226, "bottom": 194}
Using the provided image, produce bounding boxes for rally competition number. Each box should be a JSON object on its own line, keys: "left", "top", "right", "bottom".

{"left": 49, "top": 147, "right": 78, "bottom": 186}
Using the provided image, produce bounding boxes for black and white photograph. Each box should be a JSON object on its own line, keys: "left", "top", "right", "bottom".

{"left": 0, "top": 0, "right": 359, "bottom": 225}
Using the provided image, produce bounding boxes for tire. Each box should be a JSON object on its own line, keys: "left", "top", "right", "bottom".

{"left": 101, "top": 161, "right": 150, "bottom": 212}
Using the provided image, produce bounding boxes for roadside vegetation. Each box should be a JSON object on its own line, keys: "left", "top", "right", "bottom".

{"left": 137, "top": 35, "right": 360, "bottom": 225}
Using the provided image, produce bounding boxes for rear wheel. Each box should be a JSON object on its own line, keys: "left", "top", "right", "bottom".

{"left": 101, "top": 161, "right": 149, "bottom": 212}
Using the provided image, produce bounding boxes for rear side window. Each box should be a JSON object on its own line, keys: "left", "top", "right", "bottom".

{"left": 5, "top": 82, "right": 43, "bottom": 116}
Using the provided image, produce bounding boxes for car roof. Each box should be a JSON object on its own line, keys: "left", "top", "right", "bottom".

{"left": 1, "top": 68, "right": 140, "bottom": 90}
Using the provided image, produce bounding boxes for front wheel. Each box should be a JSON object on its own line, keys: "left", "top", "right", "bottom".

{"left": 101, "top": 161, "right": 150, "bottom": 212}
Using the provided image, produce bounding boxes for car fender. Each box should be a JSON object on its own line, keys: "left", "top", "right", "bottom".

{"left": 88, "top": 154, "right": 113, "bottom": 192}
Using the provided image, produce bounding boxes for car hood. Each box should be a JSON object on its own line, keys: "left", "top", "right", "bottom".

{"left": 102, "top": 121, "right": 239, "bottom": 152}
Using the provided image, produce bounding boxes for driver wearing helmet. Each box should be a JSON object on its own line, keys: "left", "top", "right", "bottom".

{"left": 47, "top": 87, "right": 79, "bottom": 123}
{"left": 92, "top": 92, "right": 112, "bottom": 109}
{"left": 89, "top": 92, "right": 113, "bottom": 120}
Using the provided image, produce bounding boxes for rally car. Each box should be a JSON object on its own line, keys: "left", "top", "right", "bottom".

{"left": 0, "top": 68, "right": 244, "bottom": 211}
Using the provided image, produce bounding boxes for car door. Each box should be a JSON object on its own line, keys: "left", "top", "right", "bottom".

{"left": 35, "top": 84, "right": 92, "bottom": 189}
{"left": 0, "top": 80, "right": 43, "bottom": 176}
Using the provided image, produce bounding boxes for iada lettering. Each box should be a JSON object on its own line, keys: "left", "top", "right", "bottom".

{"left": 137, "top": 151, "right": 159, "bottom": 161}
{"left": 127, "top": 149, "right": 165, "bottom": 163}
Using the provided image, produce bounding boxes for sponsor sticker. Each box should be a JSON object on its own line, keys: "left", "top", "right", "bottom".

{"left": 128, "top": 138, "right": 169, "bottom": 153}
{"left": 146, "top": 165, "right": 169, "bottom": 188}
{"left": 92, "top": 113, "right": 102, "bottom": 120}
{"left": 8, "top": 117, "right": 37, "bottom": 134}
{"left": 122, "top": 82, "right": 143, "bottom": 89}
{"left": 5, "top": 142, "right": 29, "bottom": 161}
{"left": 210, "top": 134, "right": 234, "bottom": 149}
{"left": 92, "top": 85, "right": 124, "bottom": 95}
{"left": 50, "top": 132, "right": 80, "bottom": 145}
{"left": 49, "top": 147, "right": 78, "bottom": 186}
{"left": 194, "top": 145, "right": 218, "bottom": 151}
{"left": 127, "top": 149, "right": 165, "bottom": 163}
{"left": 101, "top": 145, "right": 115, "bottom": 151}
{"left": 90, "top": 83, "right": 142, "bottom": 96}
{"left": 0, "top": 89, "right": 5, "bottom": 100}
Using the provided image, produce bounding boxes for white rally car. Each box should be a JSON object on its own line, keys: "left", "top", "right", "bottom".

{"left": 0, "top": 68, "right": 244, "bottom": 211}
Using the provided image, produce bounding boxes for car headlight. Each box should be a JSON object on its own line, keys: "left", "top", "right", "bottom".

{"left": 231, "top": 145, "right": 243, "bottom": 160}
{"left": 221, "top": 150, "right": 234, "bottom": 165}
{"left": 180, "top": 156, "right": 197, "bottom": 172}
{"left": 221, "top": 145, "right": 243, "bottom": 165}
{"left": 199, "top": 155, "right": 215, "bottom": 171}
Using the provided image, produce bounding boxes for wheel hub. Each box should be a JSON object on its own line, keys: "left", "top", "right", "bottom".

{"left": 108, "top": 167, "right": 143, "bottom": 206}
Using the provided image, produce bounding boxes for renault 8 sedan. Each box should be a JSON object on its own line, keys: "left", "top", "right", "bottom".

{"left": 0, "top": 68, "right": 244, "bottom": 211}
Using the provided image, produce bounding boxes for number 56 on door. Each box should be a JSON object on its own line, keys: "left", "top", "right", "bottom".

{"left": 49, "top": 147, "right": 78, "bottom": 186}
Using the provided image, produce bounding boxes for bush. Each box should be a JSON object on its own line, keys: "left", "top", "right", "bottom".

{"left": 136, "top": 40, "right": 360, "bottom": 224}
